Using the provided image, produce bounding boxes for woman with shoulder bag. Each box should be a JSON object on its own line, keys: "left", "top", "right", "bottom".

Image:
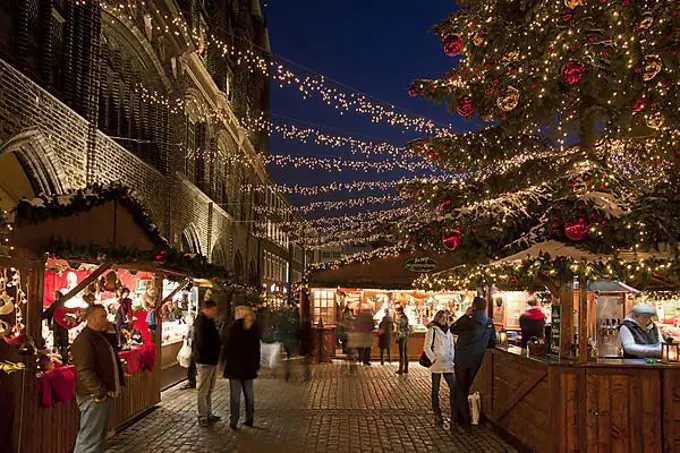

{"left": 422, "top": 310, "right": 455, "bottom": 426}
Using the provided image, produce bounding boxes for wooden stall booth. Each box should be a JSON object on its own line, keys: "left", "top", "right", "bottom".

{"left": 303, "top": 251, "right": 469, "bottom": 362}
{"left": 465, "top": 241, "right": 680, "bottom": 452}
{"left": 0, "top": 189, "right": 232, "bottom": 453}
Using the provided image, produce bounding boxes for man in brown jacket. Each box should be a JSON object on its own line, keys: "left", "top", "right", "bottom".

{"left": 71, "top": 304, "right": 125, "bottom": 453}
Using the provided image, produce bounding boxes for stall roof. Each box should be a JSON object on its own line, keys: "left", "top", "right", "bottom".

{"left": 308, "top": 252, "right": 465, "bottom": 290}
{"left": 14, "top": 199, "right": 157, "bottom": 253}
{"left": 497, "top": 240, "right": 669, "bottom": 264}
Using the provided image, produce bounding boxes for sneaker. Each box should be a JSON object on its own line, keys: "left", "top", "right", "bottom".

{"left": 208, "top": 414, "right": 222, "bottom": 422}
{"left": 181, "top": 382, "right": 196, "bottom": 390}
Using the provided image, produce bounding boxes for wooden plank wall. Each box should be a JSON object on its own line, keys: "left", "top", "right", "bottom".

{"left": 549, "top": 366, "right": 579, "bottom": 453}
{"left": 664, "top": 369, "right": 680, "bottom": 453}
{"left": 584, "top": 368, "right": 662, "bottom": 453}
{"left": 471, "top": 351, "right": 493, "bottom": 420}
{"left": 491, "top": 351, "right": 552, "bottom": 451}
{"left": 11, "top": 368, "right": 159, "bottom": 453}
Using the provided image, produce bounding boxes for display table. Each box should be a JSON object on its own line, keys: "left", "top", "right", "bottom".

{"left": 473, "top": 345, "right": 680, "bottom": 452}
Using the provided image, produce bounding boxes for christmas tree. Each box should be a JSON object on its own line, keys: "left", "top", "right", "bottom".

{"left": 395, "top": 0, "right": 680, "bottom": 266}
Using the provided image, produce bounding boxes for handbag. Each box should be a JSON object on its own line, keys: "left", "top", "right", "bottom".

{"left": 177, "top": 338, "right": 193, "bottom": 368}
{"left": 418, "top": 328, "right": 437, "bottom": 368}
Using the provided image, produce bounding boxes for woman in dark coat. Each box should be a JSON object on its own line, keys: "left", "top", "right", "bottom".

{"left": 378, "top": 311, "right": 393, "bottom": 365}
{"left": 222, "top": 306, "right": 261, "bottom": 429}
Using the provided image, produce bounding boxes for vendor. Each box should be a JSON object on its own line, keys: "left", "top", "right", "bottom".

{"left": 620, "top": 304, "right": 665, "bottom": 359}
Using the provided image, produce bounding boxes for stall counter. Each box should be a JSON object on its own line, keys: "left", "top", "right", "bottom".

{"left": 472, "top": 345, "right": 680, "bottom": 452}
{"left": 369, "top": 331, "right": 426, "bottom": 361}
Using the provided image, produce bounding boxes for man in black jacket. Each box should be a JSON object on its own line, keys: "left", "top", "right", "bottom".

{"left": 194, "top": 299, "right": 221, "bottom": 427}
{"left": 450, "top": 297, "right": 496, "bottom": 432}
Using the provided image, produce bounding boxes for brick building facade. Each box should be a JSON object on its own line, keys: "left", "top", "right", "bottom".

{"left": 0, "top": 0, "right": 302, "bottom": 291}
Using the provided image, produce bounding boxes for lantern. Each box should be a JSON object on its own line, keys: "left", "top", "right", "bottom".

{"left": 498, "top": 327, "right": 508, "bottom": 345}
{"left": 662, "top": 340, "right": 680, "bottom": 362}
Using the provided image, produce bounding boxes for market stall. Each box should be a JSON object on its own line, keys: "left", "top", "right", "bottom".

{"left": 0, "top": 186, "right": 231, "bottom": 453}
{"left": 426, "top": 241, "right": 680, "bottom": 453}
{"left": 303, "top": 251, "right": 470, "bottom": 361}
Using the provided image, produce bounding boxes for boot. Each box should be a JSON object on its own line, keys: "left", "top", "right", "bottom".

{"left": 403, "top": 359, "right": 409, "bottom": 374}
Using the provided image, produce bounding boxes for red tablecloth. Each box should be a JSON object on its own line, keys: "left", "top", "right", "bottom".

{"left": 37, "top": 344, "right": 156, "bottom": 407}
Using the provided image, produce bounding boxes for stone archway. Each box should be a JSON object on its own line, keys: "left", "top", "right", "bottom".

{"left": 180, "top": 223, "right": 203, "bottom": 255}
{"left": 0, "top": 129, "right": 67, "bottom": 200}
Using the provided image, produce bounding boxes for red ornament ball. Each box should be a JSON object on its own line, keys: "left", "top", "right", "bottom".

{"left": 442, "top": 229, "right": 462, "bottom": 251}
{"left": 564, "top": 218, "right": 589, "bottom": 241}
{"left": 407, "top": 86, "right": 418, "bottom": 98}
{"left": 443, "top": 34, "right": 464, "bottom": 56}
{"left": 456, "top": 96, "right": 474, "bottom": 117}
{"left": 632, "top": 97, "right": 646, "bottom": 113}
{"left": 437, "top": 200, "right": 453, "bottom": 213}
{"left": 561, "top": 60, "right": 586, "bottom": 85}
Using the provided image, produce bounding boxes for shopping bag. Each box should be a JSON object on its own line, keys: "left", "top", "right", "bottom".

{"left": 260, "top": 342, "right": 282, "bottom": 369}
{"left": 468, "top": 391, "right": 481, "bottom": 425}
{"left": 177, "top": 339, "right": 192, "bottom": 368}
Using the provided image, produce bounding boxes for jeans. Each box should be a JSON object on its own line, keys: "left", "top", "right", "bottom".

{"left": 196, "top": 364, "right": 217, "bottom": 420}
{"left": 431, "top": 372, "right": 456, "bottom": 417}
{"left": 73, "top": 395, "right": 113, "bottom": 453}
{"left": 379, "top": 347, "right": 391, "bottom": 364}
{"left": 229, "top": 379, "right": 254, "bottom": 426}
{"left": 454, "top": 366, "right": 479, "bottom": 428}
{"left": 397, "top": 338, "right": 408, "bottom": 371}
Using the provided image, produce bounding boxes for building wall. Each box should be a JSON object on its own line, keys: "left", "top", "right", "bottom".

{"left": 0, "top": 0, "right": 301, "bottom": 287}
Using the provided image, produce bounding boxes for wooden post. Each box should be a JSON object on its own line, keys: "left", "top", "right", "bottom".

{"left": 558, "top": 278, "right": 574, "bottom": 359}
{"left": 56, "top": 262, "right": 112, "bottom": 307}
{"left": 578, "top": 280, "right": 589, "bottom": 363}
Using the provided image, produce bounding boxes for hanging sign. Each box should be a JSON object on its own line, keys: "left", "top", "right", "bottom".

{"left": 404, "top": 257, "right": 438, "bottom": 273}
{"left": 548, "top": 305, "right": 561, "bottom": 358}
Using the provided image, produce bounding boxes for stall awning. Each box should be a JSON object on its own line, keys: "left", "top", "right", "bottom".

{"left": 14, "top": 199, "right": 157, "bottom": 253}
{"left": 308, "top": 252, "right": 465, "bottom": 290}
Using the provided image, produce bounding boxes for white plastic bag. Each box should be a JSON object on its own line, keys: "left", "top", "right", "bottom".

{"left": 177, "top": 339, "right": 193, "bottom": 368}
{"left": 468, "top": 391, "right": 481, "bottom": 425}
{"left": 260, "top": 342, "right": 282, "bottom": 369}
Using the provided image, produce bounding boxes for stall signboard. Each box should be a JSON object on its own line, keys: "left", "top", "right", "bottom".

{"left": 548, "top": 305, "right": 561, "bottom": 358}
{"left": 404, "top": 257, "right": 438, "bottom": 273}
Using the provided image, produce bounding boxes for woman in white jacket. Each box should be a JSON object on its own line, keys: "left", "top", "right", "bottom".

{"left": 424, "top": 310, "right": 456, "bottom": 425}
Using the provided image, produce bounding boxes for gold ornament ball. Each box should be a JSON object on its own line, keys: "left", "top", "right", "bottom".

{"left": 646, "top": 113, "right": 664, "bottom": 130}
{"left": 639, "top": 13, "right": 653, "bottom": 30}
{"left": 496, "top": 86, "right": 520, "bottom": 112}
{"left": 473, "top": 32, "right": 484, "bottom": 47}
{"left": 504, "top": 50, "right": 520, "bottom": 62}
{"left": 564, "top": 0, "right": 584, "bottom": 9}
{"left": 643, "top": 55, "right": 662, "bottom": 82}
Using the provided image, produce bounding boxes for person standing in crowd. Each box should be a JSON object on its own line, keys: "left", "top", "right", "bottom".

{"left": 193, "top": 299, "right": 221, "bottom": 427}
{"left": 450, "top": 297, "right": 496, "bottom": 432}
{"left": 223, "top": 306, "right": 261, "bottom": 429}
{"left": 395, "top": 305, "right": 410, "bottom": 375}
{"left": 620, "top": 304, "right": 665, "bottom": 358}
{"left": 423, "top": 310, "right": 456, "bottom": 426}
{"left": 339, "top": 305, "right": 354, "bottom": 355}
{"left": 280, "top": 306, "right": 299, "bottom": 381}
{"left": 355, "top": 305, "right": 375, "bottom": 366}
{"left": 378, "top": 309, "right": 393, "bottom": 365}
{"left": 71, "top": 305, "right": 125, "bottom": 453}
{"left": 299, "top": 311, "right": 313, "bottom": 381}
{"left": 181, "top": 315, "right": 197, "bottom": 390}
{"left": 519, "top": 297, "right": 546, "bottom": 347}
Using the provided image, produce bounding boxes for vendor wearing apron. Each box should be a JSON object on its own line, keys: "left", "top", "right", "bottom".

{"left": 619, "top": 304, "right": 665, "bottom": 359}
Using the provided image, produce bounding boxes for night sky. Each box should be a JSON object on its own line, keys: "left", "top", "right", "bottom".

{"left": 264, "top": 1, "right": 470, "bottom": 218}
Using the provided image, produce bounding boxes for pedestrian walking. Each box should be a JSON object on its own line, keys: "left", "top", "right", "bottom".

{"left": 71, "top": 305, "right": 125, "bottom": 453}
{"left": 181, "top": 315, "right": 197, "bottom": 389}
{"left": 423, "top": 310, "right": 456, "bottom": 426}
{"left": 378, "top": 310, "right": 392, "bottom": 365}
{"left": 450, "top": 297, "right": 496, "bottom": 432}
{"left": 223, "top": 306, "right": 261, "bottom": 429}
{"left": 280, "top": 306, "right": 299, "bottom": 381}
{"left": 395, "top": 305, "right": 410, "bottom": 374}
{"left": 194, "top": 299, "right": 221, "bottom": 427}
{"left": 355, "top": 305, "right": 374, "bottom": 366}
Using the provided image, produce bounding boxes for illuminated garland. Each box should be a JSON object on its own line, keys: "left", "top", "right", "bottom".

{"left": 303, "top": 243, "right": 411, "bottom": 281}
{"left": 265, "top": 154, "right": 443, "bottom": 174}
{"left": 0, "top": 207, "right": 13, "bottom": 255}
{"left": 101, "top": 0, "right": 451, "bottom": 134}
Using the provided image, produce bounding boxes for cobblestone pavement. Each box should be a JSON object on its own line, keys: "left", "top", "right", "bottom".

{"left": 106, "top": 361, "right": 517, "bottom": 453}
